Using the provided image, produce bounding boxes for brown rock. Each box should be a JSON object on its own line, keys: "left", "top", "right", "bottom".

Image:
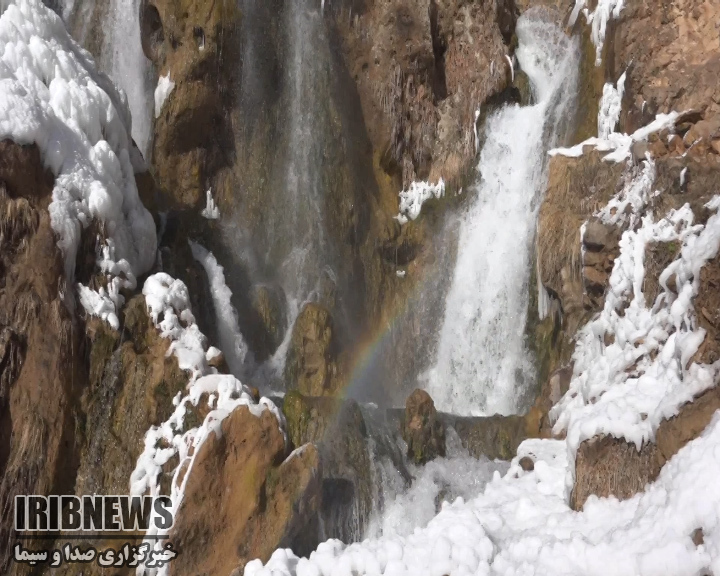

{"left": 582, "top": 265, "right": 607, "bottom": 292}
{"left": 614, "top": 0, "right": 720, "bottom": 132}
{"left": 656, "top": 385, "right": 720, "bottom": 465}
{"left": 285, "top": 303, "right": 342, "bottom": 397}
{"left": 450, "top": 412, "right": 535, "bottom": 460}
{"left": 571, "top": 384, "right": 720, "bottom": 511}
{"left": 571, "top": 435, "right": 661, "bottom": 511}
{"left": 170, "top": 407, "right": 321, "bottom": 576}
{"left": 518, "top": 456, "right": 534, "bottom": 471}
{"left": 0, "top": 141, "right": 86, "bottom": 573}
{"left": 683, "top": 116, "right": 720, "bottom": 147}
{"left": 403, "top": 389, "right": 446, "bottom": 464}
{"left": 583, "top": 220, "right": 614, "bottom": 252}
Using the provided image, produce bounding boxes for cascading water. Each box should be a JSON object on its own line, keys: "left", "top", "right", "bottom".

{"left": 354, "top": 12, "right": 580, "bottom": 542}
{"left": 267, "top": 0, "right": 331, "bottom": 370}
{"left": 64, "top": 0, "right": 154, "bottom": 156}
{"left": 101, "top": 0, "right": 154, "bottom": 155}
{"left": 422, "top": 12, "right": 579, "bottom": 417}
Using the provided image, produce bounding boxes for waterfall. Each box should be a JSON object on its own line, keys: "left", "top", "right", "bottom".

{"left": 422, "top": 12, "right": 580, "bottom": 416}
{"left": 260, "top": 0, "right": 339, "bottom": 377}
{"left": 101, "top": 0, "right": 154, "bottom": 155}
{"left": 64, "top": 0, "right": 154, "bottom": 156}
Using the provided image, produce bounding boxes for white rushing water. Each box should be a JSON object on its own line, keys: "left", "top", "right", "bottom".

{"left": 422, "top": 13, "right": 579, "bottom": 416}
{"left": 261, "top": 0, "right": 336, "bottom": 378}
{"left": 367, "top": 429, "right": 508, "bottom": 540}
{"left": 102, "top": 0, "right": 154, "bottom": 155}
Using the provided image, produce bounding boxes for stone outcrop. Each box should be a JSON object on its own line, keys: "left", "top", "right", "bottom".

{"left": 282, "top": 391, "right": 375, "bottom": 542}
{"left": 170, "top": 407, "right": 321, "bottom": 576}
{"left": 402, "top": 388, "right": 446, "bottom": 464}
{"left": 285, "top": 303, "right": 345, "bottom": 397}
{"left": 0, "top": 141, "right": 85, "bottom": 574}
{"left": 532, "top": 0, "right": 720, "bottom": 513}
{"left": 613, "top": 0, "right": 720, "bottom": 134}
{"left": 140, "top": 0, "right": 240, "bottom": 211}
{"left": 330, "top": 0, "right": 514, "bottom": 189}
{"left": 572, "top": 383, "right": 720, "bottom": 510}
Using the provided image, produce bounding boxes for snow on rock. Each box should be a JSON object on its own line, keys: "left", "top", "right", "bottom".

{"left": 77, "top": 239, "right": 137, "bottom": 329}
{"left": 134, "top": 272, "right": 284, "bottom": 575}
{"left": 154, "top": 73, "right": 175, "bottom": 118}
{"left": 200, "top": 187, "right": 220, "bottom": 219}
{"left": 550, "top": 111, "right": 679, "bottom": 163}
{"left": 246, "top": 414, "right": 720, "bottom": 576}
{"left": 0, "top": 0, "right": 157, "bottom": 284}
{"left": 142, "top": 272, "right": 213, "bottom": 380}
{"left": 598, "top": 71, "right": 625, "bottom": 139}
{"left": 569, "top": 0, "right": 625, "bottom": 66}
{"left": 395, "top": 179, "right": 445, "bottom": 225}
{"left": 189, "top": 240, "right": 250, "bottom": 376}
{"left": 551, "top": 165, "right": 720, "bottom": 472}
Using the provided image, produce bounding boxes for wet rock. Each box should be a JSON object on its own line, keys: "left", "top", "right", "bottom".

{"left": 448, "top": 413, "right": 530, "bottom": 461}
{"left": 170, "top": 407, "right": 322, "bottom": 576}
{"left": 513, "top": 69, "right": 533, "bottom": 106}
{"left": 251, "top": 284, "right": 288, "bottom": 358}
{"left": 282, "top": 392, "right": 374, "bottom": 542}
{"left": 285, "top": 303, "right": 342, "bottom": 397}
{"left": 402, "top": 389, "right": 446, "bottom": 464}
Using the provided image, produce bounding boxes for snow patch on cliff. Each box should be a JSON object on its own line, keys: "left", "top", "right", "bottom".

{"left": 154, "top": 73, "right": 174, "bottom": 118}
{"left": 395, "top": 179, "right": 445, "bottom": 224}
{"left": 0, "top": 0, "right": 157, "bottom": 286}
{"left": 134, "top": 272, "right": 283, "bottom": 575}
{"left": 569, "top": 0, "right": 625, "bottom": 65}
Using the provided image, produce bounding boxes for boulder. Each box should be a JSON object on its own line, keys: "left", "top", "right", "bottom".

{"left": 285, "top": 303, "right": 342, "bottom": 397}
{"left": 402, "top": 389, "right": 446, "bottom": 464}
{"left": 170, "top": 407, "right": 321, "bottom": 576}
{"left": 571, "top": 435, "right": 661, "bottom": 511}
{"left": 572, "top": 384, "right": 720, "bottom": 511}
{"left": 282, "top": 391, "right": 374, "bottom": 542}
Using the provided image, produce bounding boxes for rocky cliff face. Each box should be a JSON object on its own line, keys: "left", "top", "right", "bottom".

{"left": 533, "top": 0, "right": 720, "bottom": 510}
{"left": 2, "top": 0, "right": 720, "bottom": 573}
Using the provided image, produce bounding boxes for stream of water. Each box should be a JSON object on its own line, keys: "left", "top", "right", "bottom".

{"left": 422, "top": 12, "right": 579, "bottom": 417}
{"left": 56, "top": 0, "right": 580, "bottom": 552}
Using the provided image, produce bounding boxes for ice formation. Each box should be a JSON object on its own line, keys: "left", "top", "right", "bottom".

{"left": 77, "top": 239, "right": 137, "bottom": 329}
{"left": 552, "top": 183, "right": 720, "bottom": 465}
{"left": 569, "top": 0, "right": 625, "bottom": 65}
{"left": 201, "top": 187, "right": 220, "bottom": 219}
{"left": 0, "top": 0, "right": 157, "bottom": 284}
{"left": 133, "top": 272, "right": 283, "bottom": 574}
{"left": 154, "top": 73, "right": 175, "bottom": 118}
{"left": 190, "top": 241, "right": 250, "bottom": 376}
{"left": 598, "top": 71, "right": 625, "bottom": 139}
{"left": 550, "top": 111, "right": 679, "bottom": 163}
{"left": 247, "top": 414, "right": 720, "bottom": 576}
{"left": 395, "top": 180, "right": 445, "bottom": 225}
